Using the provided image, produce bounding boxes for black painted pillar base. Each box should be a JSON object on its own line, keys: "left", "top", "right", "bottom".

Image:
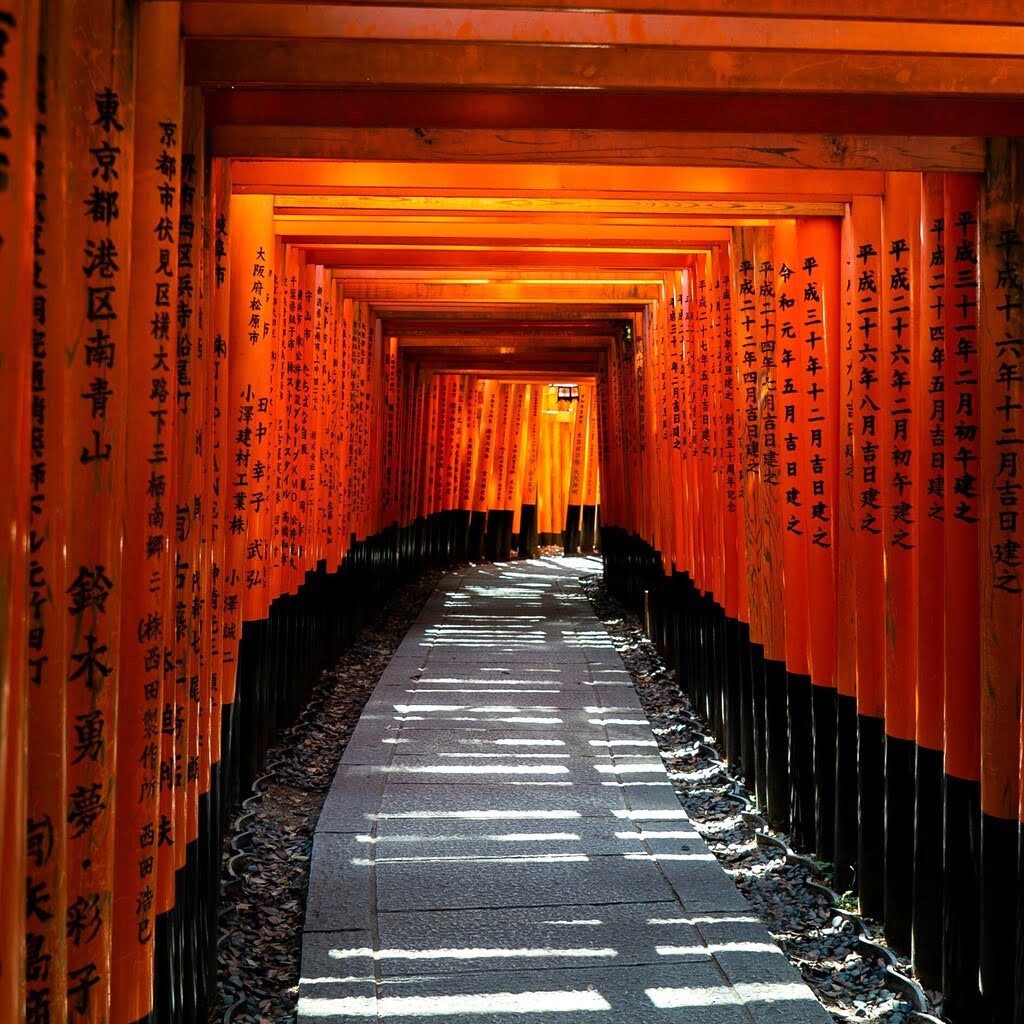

{"left": 833, "top": 693, "right": 859, "bottom": 894}
{"left": 943, "top": 774, "right": 982, "bottom": 1023}
{"left": 483, "top": 508, "right": 501, "bottom": 560}
{"left": 788, "top": 671, "right": 815, "bottom": 851}
{"left": 980, "top": 811, "right": 1018, "bottom": 1022}
{"left": 884, "top": 733, "right": 915, "bottom": 953}
{"left": 750, "top": 640, "right": 768, "bottom": 812}
{"left": 764, "top": 657, "right": 790, "bottom": 830}
{"left": 564, "top": 502, "right": 581, "bottom": 554}
{"left": 858, "top": 713, "right": 886, "bottom": 919}
{"left": 724, "top": 616, "right": 743, "bottom": 768}
{"left": 153, "top": 903, "right": 178, "bottom": 1024}
{"left": 517, "top": 504, "right": 537, "bottom": 557}
{"left": 812, "top": 684, "right": 837, "bottom": 861}
{"left": 581, "top": 504, "right": 597, "bottom": 553}
{"left": 468, "top": 510, "right": 487, "bottom": 560}
{"left": 911, "top": 744, "right": 944, "bottom": 988}
{"left": 453, "top": 508, "right": 471, "bottom": 561}
{"left": 738, "top": 621, "right": 755, "bottom": 785}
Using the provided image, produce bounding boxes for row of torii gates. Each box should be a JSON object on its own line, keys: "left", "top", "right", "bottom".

{"left": 4, "top": 2, "right": 1024, "bottom": 1023}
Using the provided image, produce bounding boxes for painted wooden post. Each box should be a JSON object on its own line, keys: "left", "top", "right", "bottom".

{"left": 23, "top": 3, "right": 66, "bottom": 1022}
{"left": 941, "top": 171, "right": 983, "bottom": 1022}
{"left": 850, "top": 195, "right": 887, "bottom": 921}
{"left": 912, "top": 170, "right": 947, "bottom": 987}
{"left": 978, "top": 137, "right": 1024, "bottom": 1023}
{"left": 113, "top": 5, "right": 181, "bottom": 1019}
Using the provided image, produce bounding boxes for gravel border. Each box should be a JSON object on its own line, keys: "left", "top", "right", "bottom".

{"left": 578, "top": 573, "right": 945, "bottom": 1024}
{"left": 210, "top": 568, "right": 445, "bottom": 1024}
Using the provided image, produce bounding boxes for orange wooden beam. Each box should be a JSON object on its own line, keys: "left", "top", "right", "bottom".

{"left": 186, "top": 37, "right": 1024, "bottom": 98}
{"left": 277, "top": 219, "right": 735, "bottom": 243}
{"left": 276, "top": 194, "right": 847, "bottom": 217}
{"left": 231, "top": 159, "right": 884, "bottom": 197}
{"left": 305, "top": 247, "right": 707, "bottom": 269}
{"left": 179, "top": 0, "right": 1024, "bottom": 26}
{"left": 182, "top": 5, "right": 1024, "bottom": 56}
{"left": 215, "top": 126, "right": 982, "bottom": 171}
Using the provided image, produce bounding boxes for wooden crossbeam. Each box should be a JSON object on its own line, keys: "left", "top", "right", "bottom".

{"left": 215, "top": 126, "right": 983, "bottom": 171}
{"left": 337, "top": 280, "right": 662, "bottom": 302}
{"left": 304, "top": 247, "right": 706, "bottom": 269}
{"left": 205, "top": 88, "right": 1024, "bottom": 137}
{"left": 179, "top": 0, "right": 1024, "bottom": 28}
{"left": 231, "top": 160, "right": 884, "bottom": 197}
{"left": 186, "top": 38, "right": 1024, "bottom": 98}
{"left": 183, "top": 4, "right": 1024, "bottom": 57}
{"left": 276, "top": 218, "right": 734, "bottom": 243}
{"left": 277, "top": 195, "right": 847, "bottom": 218}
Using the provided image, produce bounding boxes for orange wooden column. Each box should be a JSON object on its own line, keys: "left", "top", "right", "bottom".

{"left": 0, "top": 3, "right": 37, "bottom": 1008}
{"left": 204, "top": 157, "right": 231, "bottom": 929}
{"left": 322, "top": 282, "right": 342, "bottom": 566}
{"left": 881, "top": 171, "right": 921, "bottom": 952}
{"left": 523, "top": 382, "right": 542, "bottom": 554}
{"left": 63, "top": 5, "right": 135, "bottom": 1021}
{"left": 565, "top": 385, "right": 588, "bottom": 553}
{"left": 978, "top": 138, "right": 1024, "bottom": 1022}
{"left": 473, "top": 379, "right": 498, "bottom": 552}
{"left": 24, "top": 4, "right": 69, "bottom": 1019}
{"left": 336, "top": 294, "right": 353, "bottom": 564}
{"left": 226, "top": 191, "right": 275, "bottom": 812}
{"left": 666, "top": 274, "right": 684, "bottom": 576}
{"left": 753, "top": 226, "right": 789, "bottom": 829}
{"left": 774, "top": 219, "right": 814, "bottom": 843}
{"left": 719, "top": 243, "right": 744, "bottom": 629}
{"left": 506, "top": 384, "right": 527, "bottom": 533}
{"left": 910, "top": 172, "right": 947, "bottom": 986}
{"left": 941, "top": 172, "right": 982, "bottom": 1021}
{"left": 210, "top": 160, "right": 239, "bottom": 741}
{"left": 229, "top": 195, "right": 276, "bottom": 623}
{"left": 849, "top": 194, "right": 887, "bottom": 920}
{"left": 834, "top": 209, "right": 860, "bottom": 894}
{"left": 382, "top": 334, "right": 400, "bottom": 533}
{"left": 732, "top": 230, "right": 767, "bottom": 808}
{"left": 798, "top": 216, "right": 842, "bottom": 862}
{"left": 179, "top": 85, "right": 212, "bottom": 1018}
{"left": 112, "top": 5, "right": 181, "bottom": 1019}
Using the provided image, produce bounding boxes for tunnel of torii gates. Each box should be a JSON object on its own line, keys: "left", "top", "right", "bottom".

{"left": 10, "top": 2, "right": 1024, "bottom": 1024}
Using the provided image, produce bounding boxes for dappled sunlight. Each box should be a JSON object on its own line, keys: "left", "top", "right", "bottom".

{"left": 613, "top": 830, "right": 701, "bottom": 842}
{"left": 588, "top": 739, "right": 659, "bottom": 749}
{"left": 298, "top": 990, "right": 614, "bottom": 1018}
{"left": 646, "top": 982, "right": 823, "bottom": 1008}
{"left": 620, "top": 852, "right": 717, "bottom": 862}
{"left": 388, "top": 764, "right": 571, "bottom": 776}
{"left": 371, "top": 810, "right": 584, "bottom": 821}
{"left": 324, "top": 945, "right": 619, "bottom": 963}
{"left": 392, "top": 715, "right": 564, "bottom": 724}
{"left": 355, "top": 832, "right": 584, "bottom": 845}
{"left": 435, "top": 752, "right": 570, "bottom": 759}
{"left": 655, "top": 942, "right": 784, "bottom": 956}
{"left": 647, "top": 916, "right": 761, "bottom": 926}
{"left": 350, "top": 852, "right": 592, "bottom": 867}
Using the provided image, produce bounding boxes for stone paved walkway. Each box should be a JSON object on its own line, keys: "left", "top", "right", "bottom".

{"left": 298, "top": 558, "right": 833, "bottom": 1023}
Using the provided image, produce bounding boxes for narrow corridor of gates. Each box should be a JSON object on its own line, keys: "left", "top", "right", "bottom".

{"left": 299, "top": 559, "right": 832, "bottom": 1023}
{"left": 6, "top": 4, "right": 1024, "bottom": 1024}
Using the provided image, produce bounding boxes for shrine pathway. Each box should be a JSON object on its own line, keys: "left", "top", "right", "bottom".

{"left": 298, "top": 558, "right": 833, "bottom": 1024}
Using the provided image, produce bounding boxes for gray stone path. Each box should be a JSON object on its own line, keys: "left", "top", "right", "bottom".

{"left": 299, "top": 558, "right": 833, "bottom": 1023}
